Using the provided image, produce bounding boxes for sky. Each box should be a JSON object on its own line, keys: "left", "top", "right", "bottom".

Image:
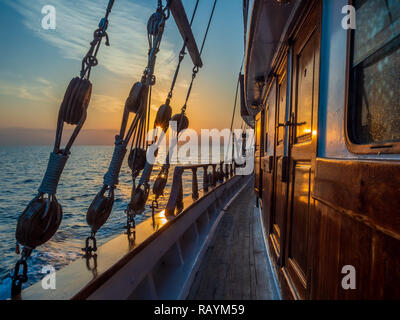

{"left": 0, "top": 0, "right": 247, "bottom": 145}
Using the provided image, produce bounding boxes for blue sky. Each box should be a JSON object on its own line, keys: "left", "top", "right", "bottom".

{"left": 0, "top": 0, "right": 246, "bottom": 144}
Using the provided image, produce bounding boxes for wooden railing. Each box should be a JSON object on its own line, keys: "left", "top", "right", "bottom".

{"left": 165, "top": 162, "right": 235, "bottom": 216}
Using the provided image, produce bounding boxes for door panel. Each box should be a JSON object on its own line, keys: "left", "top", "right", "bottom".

{"left": 287, "top": 162, "right": 311, "bottom": 281}
{"left": 271, "top": 157, "right": 284, "bottom": 253}
{"left": 271, "top": 64, "right": 288, "bottom": 262}
{"left": 295, "top": 36, "right": 316, "bottom": 141}
{"left": 262, "top": 82, "right": 277, "bottom": 234}
{"left": 254, "top": 113, "right": 262, "bottom": 195}
{"left": 277, "top": 73, "right": 288, "bottom": 145}
{"left": 284, "top": 1, "right": 321, "bottom": 300}
{"left": 254, "top": 111, "right": 265, "bottom": 197}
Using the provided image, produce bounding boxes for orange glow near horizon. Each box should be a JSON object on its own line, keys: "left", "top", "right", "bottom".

{"left": 0, "top": 0, "right": 246, "bottom": 146}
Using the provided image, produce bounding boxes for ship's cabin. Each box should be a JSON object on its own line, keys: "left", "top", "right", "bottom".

{"left": 245, "top": 0, "right": 400, "bottom": 299}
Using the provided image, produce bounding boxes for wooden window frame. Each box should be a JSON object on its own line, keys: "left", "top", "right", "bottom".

{"left": 344, "top": 0, "right": 400, "bottom": 154}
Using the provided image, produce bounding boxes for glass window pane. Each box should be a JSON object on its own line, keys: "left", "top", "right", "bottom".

{"left": 354, "top": 0, "right": 400, "bottom": 65}
{"left": 296, "top": 35, "right": 316, "bottom": 139}
{"left": 265, "top": 106, "right": 269, "bottom": 152}
{"left": 350, "top": 0, "right": 400, "bottom": 145}
{"left": 278, "top": 74, "right": 287, "bottom": 145}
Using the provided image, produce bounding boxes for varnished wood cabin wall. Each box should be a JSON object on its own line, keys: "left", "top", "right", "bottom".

{"left": 255, "top": 0, "right": 400, "bottom": 300}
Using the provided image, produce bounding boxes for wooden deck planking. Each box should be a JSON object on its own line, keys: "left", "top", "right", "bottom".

{"left": 188, "top": 185, "right": 280, "bottom": 300}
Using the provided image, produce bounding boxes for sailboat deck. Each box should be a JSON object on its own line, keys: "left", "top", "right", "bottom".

{"left": 188, "top": 185, "right": 280, "bottom": 300}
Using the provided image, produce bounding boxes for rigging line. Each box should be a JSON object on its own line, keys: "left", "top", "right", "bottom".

{"left": 226, "top": 76, "right": 240, "bottom": 162}
{"left": 229, "top": 55, "right": 245, "bottom": 133}
{"left": 80, "top": 0, "right": 116, "bottom": 80}
{"left": 199, "top": 0, "right": 218, "bottom": 56}
{"left": 181, "top": 0, "right": 218, "bottom": 112}
{"left": 167, "top": 0, "right": 200, "bottom": 101}
{"left": 12, "top": 0, "right": 116, "bottom": 297}
{"left": 146, "top": 86, "right": 152, "bottom": 147}
{"left": 225, "top": 54, "right": 245, "bottom": 162}
{"left": 135, "top": 113, "right": 143, "bottom": 149}
{"left": 141, "top": 0, "right": 216, "bottom": 204}
{"left": 140, "top": 105, "right": 147, "bottom": 149}
{"left": 84, "top": 0, "right": 171, "bottom": 253}
{"left": 130, "top": 120, "right": 138, "bottom": 151}
{"left": 189, "top": 0, "right": 200, "bottom": 26}
{"left": 125, "top": 0, "right": 171, "bottom": 188}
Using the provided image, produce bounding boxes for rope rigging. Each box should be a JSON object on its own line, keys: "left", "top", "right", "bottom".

{"left": 11, "top": 0, "right": 222, "bottom": 297}
{"left": 11, "top": 0, "right": 116, "bottom": 298}
{"left": 128, "top": 0, "right": 202, "bottom": 222}
{"left": 81, "top": 0, "right": 115, "bottom": 80}
{"left": 225, "top": 54, "right": 245, "bottom": 166}
{"left": 167, "top": 0, "right": 200, "bottom": 103}
{"left": 153, "top": 0, "right": 219, "bottom": 206}
{"left": 84, "top": 0, "right": 171, "bottom": 250}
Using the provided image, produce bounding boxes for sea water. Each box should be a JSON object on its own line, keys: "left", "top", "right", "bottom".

{"left": 0, "top": 145, "right": 213, "bottom": 299}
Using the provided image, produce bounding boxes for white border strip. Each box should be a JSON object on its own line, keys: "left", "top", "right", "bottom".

{"left": 257, "top": 204, "right": 282, "bottom": 300}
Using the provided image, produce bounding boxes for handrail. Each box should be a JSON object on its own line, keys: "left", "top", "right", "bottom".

{"left": 165, "top": 161, "right": 235, "bottom": 216}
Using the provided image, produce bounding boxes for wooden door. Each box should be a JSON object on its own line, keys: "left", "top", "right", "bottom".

{"left": 254, "top": 111, "right": 264, "bottom": 197}
{"left": 284, "top": 2, "right": 321, "bottom": 299}
{"left": 270, "top": 62, "right": 289, "bottom": 264}
{"left": 262, "top": 82, "right": 277, "bottom": 235}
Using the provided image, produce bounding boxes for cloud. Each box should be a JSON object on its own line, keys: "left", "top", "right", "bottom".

{"left": 0, "top": 79, "right": 59, "bottom": 103}
{"left": 36, "top": 77, "right": 51, "bottom": 86}
{"left": 90, "top": 93, "right": 124, "bottom": 113}
{"left": 6, "top": 0, "right": 178, "bottom": 80}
